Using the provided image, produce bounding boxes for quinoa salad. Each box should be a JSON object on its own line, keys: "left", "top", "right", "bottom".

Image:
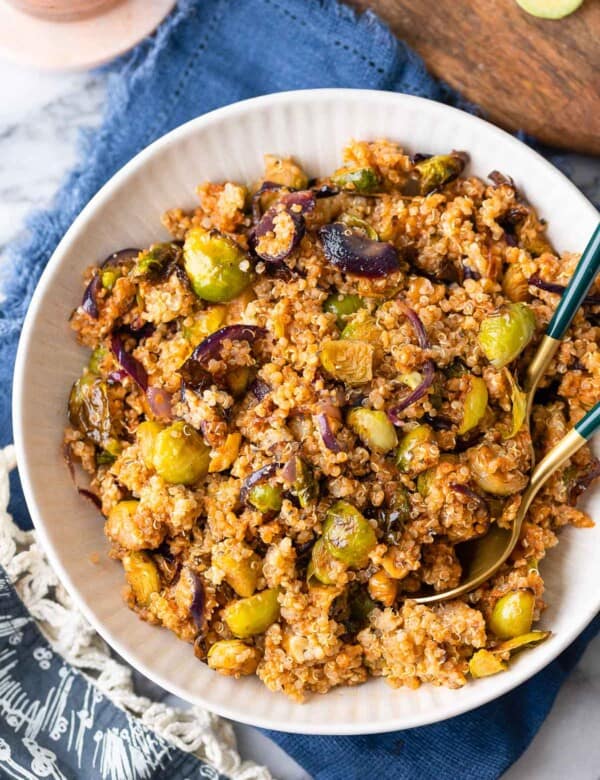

{"left": 65, "top": 140, "right": 600, "bottom": 699}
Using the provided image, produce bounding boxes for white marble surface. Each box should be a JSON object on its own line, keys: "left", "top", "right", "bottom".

{"left": 0, "top": 58, "right": 598, "bottom": 780}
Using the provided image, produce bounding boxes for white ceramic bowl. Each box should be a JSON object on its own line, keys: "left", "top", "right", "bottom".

{"left": 13, "top": 89, "right": 599, "bottom": 734}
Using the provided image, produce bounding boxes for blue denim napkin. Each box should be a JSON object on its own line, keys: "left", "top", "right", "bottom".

{"left": 0, "top": 1, "right": 598, "bottom": 778}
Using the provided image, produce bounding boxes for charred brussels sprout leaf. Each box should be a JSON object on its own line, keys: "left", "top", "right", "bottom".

{"left": 414, "top": 153, "right": 467, "bottom": 195}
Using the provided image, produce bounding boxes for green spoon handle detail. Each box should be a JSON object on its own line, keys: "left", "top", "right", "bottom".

{"left": 575, "top": 401, "right": 600, "bottom": 441}
{"left": 546, "top": 223, "right": 600, "bottom": 340}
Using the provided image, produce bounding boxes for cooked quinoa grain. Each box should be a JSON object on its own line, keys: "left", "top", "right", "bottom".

{"left": 65, "top": 142, "right": 599, "bottom": 700}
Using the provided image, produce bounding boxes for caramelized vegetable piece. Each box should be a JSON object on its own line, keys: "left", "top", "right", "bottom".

{"left": 105, "top": 500, "right": 147, "bottom": 551}
{"left": 152, "top": 421, "right": 210, "bottom": 485}
{"left": 494, "top": 630, "right": 550, "bottom": 654}
{"left": 263, "top": 154, "right": 308, "bottom": 190}
{"left": 468, "top": 443, "right": 528, "bottom": 496}
{"left": 288, "top": 457, "right": 319, "bottom": 508}
{"left": 458, "top": 376, "right": 488, "bottom": 435}
{"left": 478, "top": 303, "right": 536, "bottom": 368}
{"left": 123, "top": 551, "right": 161, "bottom": 606}
{"left": 347, "top": 407, "right": 398, "bottom": 453}
{"left": 502, "top": 264, "right": 529, "bottom": 302}
{"left": 340, "top": 312, "right": 382, "bottom": 346}
{"left": 207, "top": 639, "right": 261, "bottom": 676}
{"left": 322, "top": 500, "right": 377, "bottom": 568}
{"left": 183, "top": 227, "right": 252, "bottom": 303}
{"left": 489, "top": 590, "right": 535, "bottom": 639}
{"left": 213, "top": 543, "right": 260, "bottom": 598}
{"left": 307, "top": 538, "right": 343, "bottom": 586}
{"left": 503, "top": 369, "right": 527, "bottom": 440}
{"left": 469, "top": 649, "right": 507, "bottom": 678}
{"left": 182, "top": 305, "right": 227, "bottom": 346}
{"left": 396, "top": 424, "right": 434, "bottom": 472}
{"left": 414, "top": 153, "right": 467, "bottom": 195}
{"left": 68, "top": 373, "right": 113, "bottom": 447}
{"left": 368, "top": 570, "right": 398, "bottom": 606}
{"left": 136, "top": 420, "right": 164, "bottom": 469}
{"left": 319, "top": 339, "right": 374, "bottom": 385}
{"left": 223, "top": 588, "right": 280, "bottom": 638}
{"left": 332, "top": 166, "right": 379, "bottom": 193}
{"left": 323, "top": 292, "right": 365, "bottom": 327}
{"left": 247, "top": 483, "right": 283, "bottom": 514}
{"left": 338, "top": 213, "right": 379, "bottom": 241}
{"left": 88, "top": 345, "right": 108, "bottom": 375}
{"left": 209, "top": 432, "right": 242, "bottom": 473}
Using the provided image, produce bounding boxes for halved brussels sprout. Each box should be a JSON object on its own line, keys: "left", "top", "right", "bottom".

{"left": 222, "top": 588, "right": 280, "bottom": 638}
{"left": 489, "top": 590, "right": 535, "bottom": 639}
{"left": 340, "top": 312, "right": 381, "bottom": 346}
{"left": 478, "top": 303, "right": 536, "bottom": 368}
{"left": 469, "top": 649, "right": 507, "bottom": 678}
{"left": 332, "top": 166, "right": 379, "bottom": 193}
{"left": 183, "top": 227, "right": 253, "bottom": 303}
{"left": 347, "top": 407, "right": 398, "bottom": 453}
{"left": 135, "top": 242, "right": 181, "bottom": 277}
{"left": 458, "top": 375, "right": 488, "bottom": 435}
{"left": 322, "top": 500, "right": 377, "bottom": 568}
{"left": 123, "top": 551, "right": 161, "bottom": 606}
{"left": 468, "top": 443, "right": 528, "bottom": 496}
{"left": 319, "top": 339, "right": 374, "bottom": 385}
{"left": 263, "top": 154, "right": 308, "bottom": 190}
{"left": 68, "top": 373, "right": 113, "bottom": 447}
{"left": 307, "top": 538, "right": 342, "bottom": 586}
{"left": 502, "top": 264, "right": 529, "bottom": 303}
{"left": 396, "top": 424, "right": 434, "bottom": 472}
{"left": 152, "top": 421, "right": 210, "bottom": 485}
{"left": 415, "top": 153, "right": 467, "bottom": 195}
{"left": 247, "top": 483, "right": 283, "bottom": 514}
{"left": 323, "top": 292, "right": 365, "bottom": 328}
{"left": 338, "top": 213, "right": 379, "bottom": 241}
{"left": 288, "top": 457, "right": 318, "bottom": 508}
{"left": 182, "top": 305, "right": 227, "bottom": 346}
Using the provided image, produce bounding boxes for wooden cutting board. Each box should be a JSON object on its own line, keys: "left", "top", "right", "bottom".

{"left": 350, "top": 0, "right": 600, "bottom": 155}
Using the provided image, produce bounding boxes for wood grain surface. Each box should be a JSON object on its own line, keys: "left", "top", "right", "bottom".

{"left": 350, "top": 0, "right": 600, "bottom": 154}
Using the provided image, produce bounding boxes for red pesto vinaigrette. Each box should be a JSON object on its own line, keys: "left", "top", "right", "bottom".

{"left": 5, "top": 0, "right": 122, "bottom": 20}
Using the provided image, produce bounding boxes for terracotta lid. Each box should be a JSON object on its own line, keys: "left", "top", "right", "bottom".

{"left": 0, "top": 0, "right": 176, "bottom": 71}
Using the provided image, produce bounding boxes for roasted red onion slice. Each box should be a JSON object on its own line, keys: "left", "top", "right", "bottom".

{"left": 110, "top": 333, "right": 148, "bottom": 391}
{"left": 316, "top": 412, "right": 343, "bottom": 452}
{"left": 450, "top": 482, "right": 490, "bottom": 514}
{"left": 188, "top": 571, "right": 206, "bottom": 630}
{"left": 81, "top": 274, "right": 102, "bottom": 319}
{"left": 319, "top": 223, "right": 399, "bottom": 277}
{"left": 147, "top": 386, "right": 173, "bottom": 419}
{"left": 239, "top": 462, "right": 279, "bottom": 504}
{"left": 189, "top": 324, "right": 267, "bottom": 363}
{"left": 396, "top": 300, "right": 430, "bottom": 348}
{"left": 251, "top": 181, "right": 286, "bottom": 223}
{"left": 529, "top": 274, "right": 600, "bottom": 305}
{"left": 101, "top": 247, "right": 140, "bottom": 268}
{"left": 387, "top": 360, "right": 435, "bottom": 424}
{"left": 253, "top": 190, "right": 315, "bottom": 263}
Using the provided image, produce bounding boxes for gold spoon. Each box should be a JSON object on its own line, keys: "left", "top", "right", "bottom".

{"left": 415, "top": 223, "right": 600, "bottom": 604}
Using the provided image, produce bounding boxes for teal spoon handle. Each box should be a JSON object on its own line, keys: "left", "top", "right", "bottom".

{"left": 575, "top": 401, "right": 600, "bottom": 441}
{"left": 546, "top": 223, "right": 600, "bottom": 340}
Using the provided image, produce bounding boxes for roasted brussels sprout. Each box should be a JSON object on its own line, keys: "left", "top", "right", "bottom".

{"left": 101, "top": 268, "right": 120, "bottom": 290}
{"left": 319, "top": 339, "right": 374, "bottom": 385}
{"left": 468, "top": 442, "right": 528, "bottom": 496}
{"left": 458, "top": 376, "right": 488, "bottom": 435}
{"left": 182, "top": 305, "right": 227, "bottom": 346}
{"left": 323, "top": 293, "right": 365, "bottom": 327}
{"left": 331, "top": 166, "right": 379, "bottom": 193}
{"left": 414, "top": 153, "right": 467, "bottom": 195}
{"left": 123, "top": 551, "right": 161, "bottom": 606}
{"left": 209, "top": 432, "right": 242, "bottom": 473}
{"left": 488, "top": 590, "right": 535, "bottom": 639}
{"left": 183, "top": 227, "right": 253, "bottom": 303}
{"left": 247, "top": 483, "right": 283, "bottom": 514}
{"left": 105, "top": 500, "right": 146, "bottom": 551}
{"left": 478, "top": 303, "right": 536, "bottom": 368}
{"left": 322, "top": 500, "right": 377, "bottom": 568}
{"left": 68, "top": 373, "right": 113, "bottom": 447}
{"left": 287, "top": 457, "right": 318, "bottom": 508}
{"left": 307, "top": 538, "right": 343, "bottom": 586}
{"left": 207, "top": 639, "right": 261, "bottom": 676}
{"left": 222, "top": 588, "right": 280, "bottom": 638}
{"left": 338, "top": 213, "right": 379, "bottom": 241}
{"left": 135, "top": 242, "right": 181, "bottom": 277}
{"left": 347, "top": 407, "right": 398, "bottom": 453}
{"left": 88, "top": 345, "right": 108, "bottom": 375}
{"left": 152, "top": 421, "right": 210, "bottom": 485}
{"left": 396, "top": 424, "right": 435, "bottom": 473}
{"left": 340, "top": 312, "right": 382, "bottom": 346}
{"left": 502, "top": 264, "right": 529, "bottom": 303}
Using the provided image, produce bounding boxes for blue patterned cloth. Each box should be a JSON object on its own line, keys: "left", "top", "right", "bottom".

{"left": 0, "top": 1, "right": 598, "bottom": 778}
